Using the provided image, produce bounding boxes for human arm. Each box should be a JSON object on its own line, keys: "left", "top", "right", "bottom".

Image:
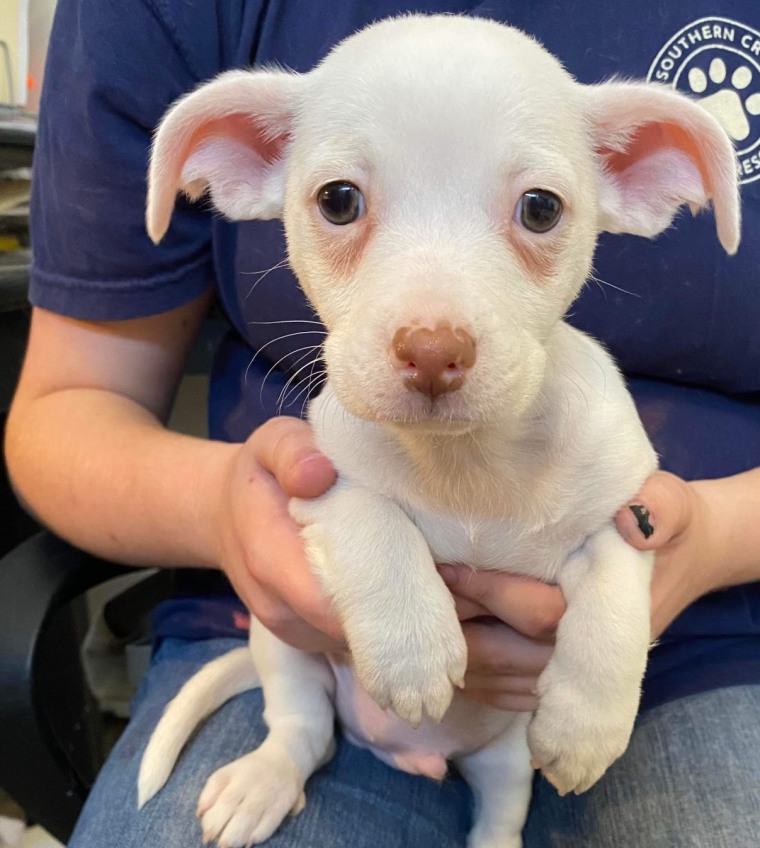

{"left": 4, "top": 301, "right": 343, "bottom": 650}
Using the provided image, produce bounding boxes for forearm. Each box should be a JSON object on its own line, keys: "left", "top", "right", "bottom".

{"left": 5, "top": 386, "right": 235, "bottom": 569}
{"left": 694, "top": 468, "right": 760, "bottom": 590}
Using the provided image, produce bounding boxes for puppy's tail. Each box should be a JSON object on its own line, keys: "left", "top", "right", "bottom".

{"left": 137, "top": 646, "right": 259, "bottom": 808}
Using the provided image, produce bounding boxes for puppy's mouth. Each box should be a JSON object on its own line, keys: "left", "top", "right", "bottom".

{"left": 348, "top": 390, "right": 483, "bottom": 434}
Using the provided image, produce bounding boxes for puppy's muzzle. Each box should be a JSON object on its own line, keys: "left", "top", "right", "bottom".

{"left": 392, "top": 323, "right": 476, "bottom": 400}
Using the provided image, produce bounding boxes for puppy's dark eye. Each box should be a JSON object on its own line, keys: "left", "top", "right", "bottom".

{"left": 317, "top": 181, "right": 365, "bottom": 225}
{"left": 518, "top": 189, "right": 563, "bottom": 233}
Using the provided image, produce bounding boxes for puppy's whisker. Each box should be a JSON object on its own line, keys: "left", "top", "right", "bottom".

{"left": 284, "top": 368, "right": 326, "bottom": 417}
{"left": 276, "top": 354, "right": 325, "bottom": 410}
{"left": 244, "top": 331, "right": 326, "bottom": 385}
{"left": 260, "top": 345, "right": 322, "bottom": 408}
{"left": 248, "top": 319, "right": 326, "bottom": 327}
{"left": 242, "top": 258, "right": 291, "bottom": 299}
{"left": 284, "top": 370, "right": 326, "bottom": 416}
{"left": 281, "top": 354, "right": 325, "bottom": 401}
{"left": 267, "top": 345, "right": 322, "bottom": 383}
{"left": 239, "top": 258, "right": 290, "bottom": 276}
{"left": 587, "top": 272, "right": 640, "bottom": 299}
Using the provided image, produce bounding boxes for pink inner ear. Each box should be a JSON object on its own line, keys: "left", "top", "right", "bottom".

{"left": 149, "top": 110, "right": 290, "bottom": 241}
{"left": 588, "top": 83, "right": 740, "bottom": 253}
{"left": 599, "top": 122, "right": 712, "bottom": 197}
{"left": 176, "top": 113, "right": 289, "bottom": 192}
{"left": 185, "top": 114, "right": 287, "bottom": 168}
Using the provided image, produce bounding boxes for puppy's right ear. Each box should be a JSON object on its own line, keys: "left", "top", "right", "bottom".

{"left": 146, "top": 69, "right": 302, "bottom": 243}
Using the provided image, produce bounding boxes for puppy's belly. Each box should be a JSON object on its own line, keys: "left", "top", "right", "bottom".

{"left": 328, "top": 654, "right": 516, "bottom": 778}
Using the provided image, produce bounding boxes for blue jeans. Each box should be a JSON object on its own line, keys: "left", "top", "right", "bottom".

{"left": 70, "top": 637, "right": 760, "bottom": 847}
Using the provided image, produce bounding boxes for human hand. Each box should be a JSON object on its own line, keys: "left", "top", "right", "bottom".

{"left": 614, "top": 470, "right": 719, "bottom": 637}
{"left": 213, "top": 416, "right": 344, "bottom": 652}
{"left": 438, "top": 564, "right": 566, "bottom": 711}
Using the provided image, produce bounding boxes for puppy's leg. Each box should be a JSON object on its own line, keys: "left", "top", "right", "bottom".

{"left": 291, "top": 486, "right": 467, "bottom": 726}
{"left": 528, "top": 523, "right": 653, "bottom": 795}
{"left": 198, "top": 616, "right": 336, "bottom": 848}
{"left": 455, "top": 713, "right": 532, "bottom": 848}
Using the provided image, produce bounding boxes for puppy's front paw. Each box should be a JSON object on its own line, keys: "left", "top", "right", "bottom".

{"left": 527, "top": 686, "right": 634, "bottom": 795}
{"left": 352, "top": 610, "right": 467, "bottom": 726}
{"left": 197, "top": 749, "right": 304, "bottom": 847}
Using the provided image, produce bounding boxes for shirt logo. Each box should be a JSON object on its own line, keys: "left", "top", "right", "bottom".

{"left": 648, "top": 16, "right": 760, "bottom": 184}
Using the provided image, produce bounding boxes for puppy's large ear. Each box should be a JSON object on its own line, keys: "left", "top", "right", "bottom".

{"left": 146, "top": 69, "right": 302, "bottom": 243}
{"left": 585, "top": 82, "right": 740, "bottom": 254}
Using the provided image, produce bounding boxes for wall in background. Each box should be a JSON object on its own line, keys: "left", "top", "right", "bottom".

{"left": 0, "top": 0, "right": 56, "bottom": 110}
{"left": 25, "top": 0, "right": 56, "bottom": 113}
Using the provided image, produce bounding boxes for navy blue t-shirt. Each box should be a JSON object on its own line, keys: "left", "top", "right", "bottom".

{"left": 31, "top": 0, "right": 760, "bottom": 711}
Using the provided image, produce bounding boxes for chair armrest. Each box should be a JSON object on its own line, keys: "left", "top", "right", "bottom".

{"left": 0, "top": 532, "right": 134, "bottom": 841}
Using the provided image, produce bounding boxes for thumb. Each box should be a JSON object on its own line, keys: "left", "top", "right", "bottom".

{"left": 249, "top": 416, "right": 336, "bottom": 499}
{"left": 615, "top": 470, "right": 694, "bottom": 551}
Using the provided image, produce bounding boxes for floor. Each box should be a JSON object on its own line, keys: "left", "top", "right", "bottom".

{"left": 18, "top": 827, "right": 62, "bottom": 848}
{"left": 0, "top": 796, "right": 62, "bottom": 848}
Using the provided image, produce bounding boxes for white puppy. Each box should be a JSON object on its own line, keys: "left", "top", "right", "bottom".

{"left": 137, "top": 14, "right": 739, "bottom": 848}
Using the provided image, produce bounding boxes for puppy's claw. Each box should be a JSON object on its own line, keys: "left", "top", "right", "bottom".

{"left": 552, "top": 783, "right": 569, "bottom": 798}
{"left": 374, "top": 693, "right": 391, "bottom": 712}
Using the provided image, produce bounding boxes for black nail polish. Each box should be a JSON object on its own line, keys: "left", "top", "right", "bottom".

{"left": 629, "top": 504, "right": 654, "bottom": 539}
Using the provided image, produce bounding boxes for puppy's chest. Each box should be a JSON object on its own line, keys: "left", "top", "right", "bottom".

{"left": 407, "top": 504, "right": 576, "bottom": 580}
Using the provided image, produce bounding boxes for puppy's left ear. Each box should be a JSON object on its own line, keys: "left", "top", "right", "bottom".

{"left": 585, "top": 82, "right": 741, "bottom": 254}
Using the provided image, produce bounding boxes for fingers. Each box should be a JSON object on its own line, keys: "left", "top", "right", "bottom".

{"left": 455, "top": 620, "right": 551, "bottom": 711}
{"left": 462, "top": 620, "right": 553, "bottom": 677}
{"left": 220, "top": 419, "right": 340, "bottom": 652}
{"left": 439, "top": 565, "right": 565, "bottom": 641}
{"left": 615, "top": 470, "right": 694, "bottom": 551}
{"left": 271, "top": 562, "right": 346, "bottom": 646}
{"left": 234, "top": 576, "right": 345, "bottom": 651}
{"left": 249, "top": 416, "right": 336, "bottom": 498}
{"left": 462, "top": 689, "right": 539, "bottom": 712}
{"left": 451, "top": 594, "right": 491, "bottom": 620}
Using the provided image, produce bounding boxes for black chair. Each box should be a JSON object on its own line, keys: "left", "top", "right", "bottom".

{"left": 0, "top": 532, "right": 187, "bottom": 842}
{"left": 0, "top": 534, "right": 133, "bottom": 841}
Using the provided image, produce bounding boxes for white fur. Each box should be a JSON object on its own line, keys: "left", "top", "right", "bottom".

{"left": 138, "top": 14, "right": 740, "bottom": 847}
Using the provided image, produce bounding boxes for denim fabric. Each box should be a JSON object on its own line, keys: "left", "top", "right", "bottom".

{"left": 69, "top": 637, "right": 760, "bottom": 847}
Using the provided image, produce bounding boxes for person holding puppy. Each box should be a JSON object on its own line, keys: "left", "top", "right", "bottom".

{"left": 5, "top": 0, "right": 760, "bottom": 845}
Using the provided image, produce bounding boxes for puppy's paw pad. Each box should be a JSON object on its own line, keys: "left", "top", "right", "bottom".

{"left": 197, "top": 752, "right": 304, "bottom": 847}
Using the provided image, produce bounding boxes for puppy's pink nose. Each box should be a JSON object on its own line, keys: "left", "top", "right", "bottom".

{"left": 392, "top": 323, "right": 476, "bottom": 400}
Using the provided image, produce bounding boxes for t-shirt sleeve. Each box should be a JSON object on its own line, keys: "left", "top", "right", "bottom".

{"left": 29, "top": 0, "right": 218, "bottom": 319}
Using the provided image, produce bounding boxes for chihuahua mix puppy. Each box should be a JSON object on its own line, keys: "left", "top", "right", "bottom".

{"left": 137, "top": 15, "right": 739, "bottom": 848}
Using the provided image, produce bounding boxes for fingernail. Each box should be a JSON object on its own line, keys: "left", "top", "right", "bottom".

{"left": 297, "top": 452, "right": 336, "bottom": 480}
{"left": 298, "top": 452, "right": 328, "bottom": 468}
{"left": 438, "top": 564, "right": 458, "bottom": 586}
{"left": 629, "top": 504, "right": 654, "bottom": 539}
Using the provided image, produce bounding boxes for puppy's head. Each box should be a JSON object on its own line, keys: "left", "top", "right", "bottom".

{"left": 147, "top": 15, "right": 740, "bottom": 432}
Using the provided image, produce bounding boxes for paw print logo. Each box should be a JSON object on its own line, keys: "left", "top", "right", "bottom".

{"left": 687, "top": 58, "right": 760, "bottom": 142}
{"left": 648, "top": 17, "right": 760, "bottom": 184}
